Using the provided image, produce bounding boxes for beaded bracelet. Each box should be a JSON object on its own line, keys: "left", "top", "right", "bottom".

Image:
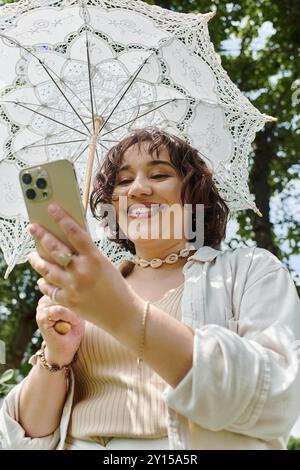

{"left": 29, "top": 341, "right": 77, "bottom": 392}
{"left": 137, "top": 301, "right": 150, "bottom": 369}
{"left": 32, "top": 341, "right": 77, "bottom": 373}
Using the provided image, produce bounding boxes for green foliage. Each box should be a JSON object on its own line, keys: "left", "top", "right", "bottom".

{"left": 150, "top": 0, "right": 300, "bottom": 290}
{"left": 288, "top": 436, "right": 300, "bottom": 450}
{"left": 0, "top": 254, "right": 41, "bottom": 372}
{"left": 0, "top": 369, "right": 19, "bottom": 397}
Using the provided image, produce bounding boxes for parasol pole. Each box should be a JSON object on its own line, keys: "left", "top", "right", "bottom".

{"left": 53, "top": 116, "right": 102, "bottom": 335}
{"left": 83, "top": 116, "right": 103, "bottom": 213}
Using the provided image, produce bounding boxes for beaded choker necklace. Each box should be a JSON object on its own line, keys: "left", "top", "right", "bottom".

{"left": 133, "top": 245, "right": 196, "bottom": 268}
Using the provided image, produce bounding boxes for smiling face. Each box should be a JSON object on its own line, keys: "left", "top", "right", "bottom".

{"left": 112, "top": 142, "right": 186, "bottom": 244}
{"left": 90, "top": 128, "right": 229, "bottom": 255}
{"left": 91, "top": 129, "right": 229, "bottom": 256}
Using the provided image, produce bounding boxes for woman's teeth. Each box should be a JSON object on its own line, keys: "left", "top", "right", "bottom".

{"left": 128, "top": 205, "right": 164, "bottom": 219}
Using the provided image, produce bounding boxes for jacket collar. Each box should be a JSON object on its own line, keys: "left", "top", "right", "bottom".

{"left": 187, "top": 245, "right": 222, "bottom": 263}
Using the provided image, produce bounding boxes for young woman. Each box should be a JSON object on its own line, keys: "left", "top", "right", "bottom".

{"left": 0, "top": 129, "right": 299, "bottom": 450}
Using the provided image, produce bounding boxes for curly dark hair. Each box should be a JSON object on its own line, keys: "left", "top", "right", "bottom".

{"left": 90, "top": 128, "right": 230, "bottom": 256}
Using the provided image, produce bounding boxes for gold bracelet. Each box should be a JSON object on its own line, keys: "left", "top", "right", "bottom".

{"left": 137, "top": 301, "right": 150, "bottom": 368}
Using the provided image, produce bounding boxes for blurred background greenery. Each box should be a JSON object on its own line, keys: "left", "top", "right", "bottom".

{"left": 0, "top": 0, "right": 299, "bottom": 450}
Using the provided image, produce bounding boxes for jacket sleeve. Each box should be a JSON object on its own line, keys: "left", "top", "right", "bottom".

{"left": 0, "top": 370, "right": 74, "bottom": 450}
{"left": 162, "top": 254, "right": 300, "bottom": 440}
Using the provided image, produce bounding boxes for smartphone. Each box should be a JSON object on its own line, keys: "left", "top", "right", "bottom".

{"left": 19, "top": 159, "right": 88, "bottom": 261}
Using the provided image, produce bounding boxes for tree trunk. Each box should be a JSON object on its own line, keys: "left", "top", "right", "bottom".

{"left": 4, "top": 310, "right": 37, "bottom": 370}
{"left": 250, "top": 124, "right": 280, "bottom": 256}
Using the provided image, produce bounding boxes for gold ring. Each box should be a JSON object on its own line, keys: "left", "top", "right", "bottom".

{"left": 51, "top": 286, "right": 60, "bottom": 304}
{"left": 48, "top": 316, "right": 53, "bottom": 322}
{"left": 58, "top": 252, "right": 73, "bottom": 267}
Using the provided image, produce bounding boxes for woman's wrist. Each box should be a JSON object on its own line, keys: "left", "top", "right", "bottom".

{"left": 42, "top": 342, "right": 77, "bottom": 369}
{"left": 111, "top": 292, "right": 148, "bottom": 357}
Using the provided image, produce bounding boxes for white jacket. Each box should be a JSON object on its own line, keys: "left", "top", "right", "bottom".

{"left": 1, "top": 246, "right": 300, "bottom": 450}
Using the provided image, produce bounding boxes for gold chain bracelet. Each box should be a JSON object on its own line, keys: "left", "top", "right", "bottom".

{"left": 137, "top": 301, "right": 150, "bottom": 369}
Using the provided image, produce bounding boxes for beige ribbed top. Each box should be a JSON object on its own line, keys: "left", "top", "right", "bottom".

{"left": 68, "top": 283, "right": 184, "bottom": 446}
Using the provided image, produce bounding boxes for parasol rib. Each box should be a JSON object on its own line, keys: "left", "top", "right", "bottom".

{"left": 0, "top": 33, "right": 92, "bottom": 133}
{"left": 85, "top": 29, "right": 97, "bottom": 133}
{"left": 83, "top": 117, "right": 102, "bottom": 212}
{"left": 38, "top": 62, "right": 92, "bottom": 135}
{"left": 10, "top": 101, "right": 89, "bottom": 137}
{"left": 100, "top": 97, "right": 190, "bottom": 122}
{"left": 73, "top": 143, "right": 89, "bottom": 163}
{"left": 1, "top": 100, "right": 89, "bottom": 119}
{"left": 81, "top": 1, "right": 98, "bottom": 126}
{"left": 22, "top": 139, "right": 86, "bottom": 149}
{"left": 5, "top": 128, "right": 86, "bottom": 157}
{"left": 98, "top": 55, "right": 153, "bottom": 135}
{"left": 102, "top": 99, "right": 175, "bottom": 137}
{"left": 46, "top": 63, "right": 93, "bottom": 118}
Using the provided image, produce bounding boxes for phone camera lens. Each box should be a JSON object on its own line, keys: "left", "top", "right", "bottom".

{"left": 22, "top": 173, "right": 32, "bottom": 185}
{"left": 36, "top": 178, "right": 47, "bottom": 189}
{"left": 26, "top": 188, "right": 36, "bottom": 200}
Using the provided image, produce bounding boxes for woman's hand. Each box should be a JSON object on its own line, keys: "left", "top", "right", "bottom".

{"left": 36, "top": 295, "right": 85, "bottom": 366}
{"left": 27, "top": 204, "right": 143, "bottom": 340}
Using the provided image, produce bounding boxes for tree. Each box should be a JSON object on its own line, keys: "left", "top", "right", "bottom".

{"left": 0, "top": 256, "right": 41, "bottom": 374}
{"left": 288, "top": 436, "right": 300, "bottom": 450}
{"left": 148, "top": 0, "right": 300, "bottom": 291}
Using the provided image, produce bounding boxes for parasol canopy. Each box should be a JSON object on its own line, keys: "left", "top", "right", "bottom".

{"left": 0, "top": 0, "right": 275, "bottom": 277}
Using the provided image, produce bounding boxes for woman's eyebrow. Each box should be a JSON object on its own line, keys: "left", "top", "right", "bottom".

{"left": 118, "top": 160, "right": 175, "bottom": 172}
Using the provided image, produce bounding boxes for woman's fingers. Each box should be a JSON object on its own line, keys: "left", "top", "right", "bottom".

{"left": 47, "top": 204, "right": 95, "bottom": 256}
{"left": 37, "top": 302, "right": 82, "bottom": 328}
{"left": 38, "top": 294, "right": 53, "bottom": 308}
{"left": 37, "top": 299, "right": 86, "bottom": 342}
{"left": 46, "top": 305, "right": 82, "bottom": 325}
{"left": 27, "top": 252, "right": 70, "bottom": 289}
{"left": 28, "top": 223, "right": 75, "bottom": 267}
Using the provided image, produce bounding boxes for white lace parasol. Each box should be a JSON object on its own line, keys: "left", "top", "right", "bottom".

{"left": 0, "top": 0, "right": 275, "bottom": 277}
